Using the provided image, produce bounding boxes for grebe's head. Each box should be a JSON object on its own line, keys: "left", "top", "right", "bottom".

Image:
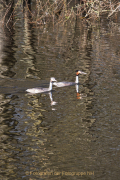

{"left": 76, "top": 70, "right": 87, "bottom": 75}
{"left": 50, "top": 77, "right": 57, "bottom": 82}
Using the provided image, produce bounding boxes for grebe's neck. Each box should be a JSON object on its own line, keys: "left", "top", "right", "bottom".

{"left": 49, "top": 81, "right": 53, "bottom": 91}
{"left": 75, "top": 75, "right": 79, "bottom": 83}
{"left": 76, "top": 84, "right": 79, "bottom": 93}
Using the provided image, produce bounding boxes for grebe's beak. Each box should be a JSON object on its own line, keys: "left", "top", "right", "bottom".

{"left": 78, "top": 71, "right": 87, "bottom": 75}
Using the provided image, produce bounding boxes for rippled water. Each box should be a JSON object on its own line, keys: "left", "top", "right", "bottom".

{"left": 0, "top": 4, "right": 120, "bottom": 180}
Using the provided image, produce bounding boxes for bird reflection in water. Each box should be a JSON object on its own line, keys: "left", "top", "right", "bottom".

{"left": 75, "top": 84, "right": 87, "bottom": 100}
{"left": 49, "top": 91, "right": 57, "bottom": 110}
{"left": 26, "top": 91, "right": 57, "bottom": 110}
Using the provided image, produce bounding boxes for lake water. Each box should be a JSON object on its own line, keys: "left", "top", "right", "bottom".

{"left": 0, "top": 3, "right": 120, "bottom": 180}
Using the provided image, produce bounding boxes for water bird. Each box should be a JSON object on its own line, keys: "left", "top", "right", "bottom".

{"left": 53, "top": 70, "right": 86, "bottom": 87}
{"left": 26, "top": 77, "right": 57, "bottom": 94}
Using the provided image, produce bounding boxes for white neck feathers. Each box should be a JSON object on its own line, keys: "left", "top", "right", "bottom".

{"left": 75, "top": 75, "right": 79, "bottom": 83}
{"left": 49, "top": 81, "right": 53, "bottom": 91}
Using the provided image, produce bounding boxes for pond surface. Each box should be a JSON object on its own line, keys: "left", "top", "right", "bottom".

{"left": 0, "top": 5, "right": 120, "bottom": 180}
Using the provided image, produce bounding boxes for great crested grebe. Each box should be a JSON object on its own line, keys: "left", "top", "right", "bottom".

{"left": 26, "top": 77, "right": 57, "bottom": 94}
{"left": 53, "top": 70, "right": 86, "bottom": 87}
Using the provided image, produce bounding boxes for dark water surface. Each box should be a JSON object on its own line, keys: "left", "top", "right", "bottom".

{"left": 0, "top": 5, "right": 120, "bottom": 180}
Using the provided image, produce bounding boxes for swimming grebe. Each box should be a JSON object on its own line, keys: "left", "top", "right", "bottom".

{"left": 26, "top": 77, "right": 57, "bottom": 94}
{"left": 53, "top": 70, "right": 86, "bottom": 87}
